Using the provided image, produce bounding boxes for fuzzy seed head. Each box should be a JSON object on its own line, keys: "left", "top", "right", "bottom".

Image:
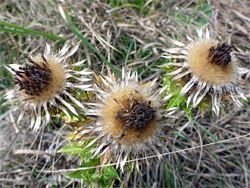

{"left": 13, "top": 52, "right": 66, "bottom": 104}
{"left": 187, "top": 40, "right": 236, "bottom": 86}
{"left": 6, "top": 43, "right": 92, "bottom": 131}
{"left": 100, "top": 86, "right": 158, "bottom": 146}
{"left": 81, "top": 68, "right": 175, "bottom": 170}
{"left": 163, "top": 28, "right": 247, "bottom": 115}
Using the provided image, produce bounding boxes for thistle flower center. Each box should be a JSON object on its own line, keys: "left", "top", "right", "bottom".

{"left": 115, "top": 97, "right": 155, "bottom": 131}
{"left": 13, "top": 52, "right": 51, "bottom": 96}
{"left": 113, "top": 94, "right": 156, "bottom": 140}
{"left": 101, "top": 87, "right": 160, "bottom": 145}
{"left": 208, "top": 43, "right": 232, "bottom": 67}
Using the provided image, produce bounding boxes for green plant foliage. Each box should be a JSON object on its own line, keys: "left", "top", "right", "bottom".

{"left": 65, "top": 160, "right": 120, "bottom": 187}
{"left": 160, "top": 67, "right": 192, "bottom": 120}
{"left": 165, "top": 164, "right": 171, "bottom": 188}
{"left": 58, "top": 141, "right": 93, "bottom": 162}
{"left": 196, "top": 4, "right": 212, "bottom": 25}
{"left": 0, "top": 22, "right": 66, "bottom": 42}
{"left": 49, "top": 186, "right": 57, "bottom": 188}
{"left": 59, "top": 141, "right": 121, "bottom": 187}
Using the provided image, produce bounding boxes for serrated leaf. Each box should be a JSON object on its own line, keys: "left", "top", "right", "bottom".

{"left": 79, "top": 158, "right": 100, "bottom": 168}
{"left": 65, "top": 170, "right": 86, "bottom": 179}
{"left": 103, "top": 166, "right": 121, "bottom": 181}
{"left": 58, "top": 140, "right": 94, "bottom": 162}
{"left": 57, "top": 142, "right": 85, "bottom": 155}
{"left": 65, "top": 158, "right": 100, "bottom": 180}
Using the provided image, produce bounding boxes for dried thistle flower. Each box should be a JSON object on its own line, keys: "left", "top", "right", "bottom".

{"left": 162, "top": 28, "right": 248, "bottom": 115}
{"left": 6, "top": 43, "right": 92, "bottom": 131}
{"left": 79, "top": 68, "right": 176, "bottom": 171}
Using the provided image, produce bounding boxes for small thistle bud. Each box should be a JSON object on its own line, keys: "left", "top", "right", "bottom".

{"left": 5, "top": 43, "right": 92, "bottom": 131}
{"left": 162, "top": 28, "right": 248, "bottom": 115}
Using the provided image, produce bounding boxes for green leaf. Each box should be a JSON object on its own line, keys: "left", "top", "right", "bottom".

{"left": 58, "top": 142, "right": 85, "bottom": 155}
{"left": 103, "top": 166, "right": 121, "bottom": 181}
{"left": 65, "top": 158, "right": 100, "bottom": 179}
{"left": 58, "top": 140, "right": 94, "bottom": 162}
{"left": 49, "top": 185, "right": 57, "bottom": 188}
{"left": 165, "top": 164, "right": 171, "bottom": 188}
{"left": 178, "top": 5, "right": 198, "bottom": 39}
{"left": 0, "top": 22, "right": 66, "bottom": 41}
{"left": 183, "top": 106, "right": 192, "bottom": 121}
{"left": 65, "top": 170, "right": 88, "bottom": 179}
{"left": 172, "top": 131, "right": 186, "bottom": 139}
{"left": 64, "top": 158, "right": 120, "bottom": 187}
{"left": 119, "top": 182, "right": 124, "bottom": 188}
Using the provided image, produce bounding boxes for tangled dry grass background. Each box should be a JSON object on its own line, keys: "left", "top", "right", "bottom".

{"left": 0, "top": 0, "right": 250, "bottom": 187}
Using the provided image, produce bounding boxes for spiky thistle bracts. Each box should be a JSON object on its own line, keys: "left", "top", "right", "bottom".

{"left": 162, "top": 28, "right": 247, "bottom": 115}
{"left": 5, "top": 43, "right": 93, "bottom": 131}
{"left": 79, "top": 68, "right": 176, "bottom": 171}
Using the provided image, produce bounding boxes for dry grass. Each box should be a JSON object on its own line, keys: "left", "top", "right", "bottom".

{"left": 0, "top": 0, "right": 250, "bottom": 187}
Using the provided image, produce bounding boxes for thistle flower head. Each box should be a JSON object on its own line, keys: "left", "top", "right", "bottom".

{"left": 80, "top": 68, "right": 175, "bottom": 171}
{"left": 6, "top": 43, "right": 92, "bottom": 131}
{"left": 162, "top": 28, "right": 248, "bottom": 115}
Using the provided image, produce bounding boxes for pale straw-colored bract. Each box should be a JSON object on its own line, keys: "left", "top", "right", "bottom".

{"left": 162, "top": 28, "right": 248, "bottom": 115}
{"left": 80, "top": 68, "right": 176, "bottom": 171}
{"left": 5, "top": 43, "right": 92, "bottom": 131}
